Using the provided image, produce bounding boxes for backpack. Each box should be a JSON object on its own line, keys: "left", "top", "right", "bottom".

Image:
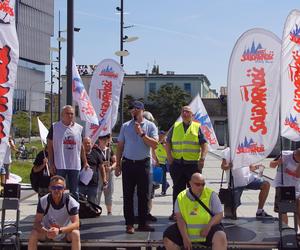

{"left": 78, "top": 193, "right": 102, "bottom": 218}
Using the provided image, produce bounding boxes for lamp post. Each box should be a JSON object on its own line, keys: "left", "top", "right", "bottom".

{"left": 57, "top": 9, "right": 80, "bottom": 115}
{"left": 115, "top": 0, "right": 138, "bottom": 124}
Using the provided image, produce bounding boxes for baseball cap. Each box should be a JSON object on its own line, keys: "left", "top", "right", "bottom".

{"left": 129, "top": 100, "right": 144, "bottom": 110}
{"left": 159, "top": 130, "right": 166, "bottom": 135}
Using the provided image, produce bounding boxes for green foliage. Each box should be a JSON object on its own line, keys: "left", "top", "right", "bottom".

{"left": 148, "top": 85, "right": 191, "bottom": 130}
{"left": 12, "top": 111, "right": 52, "bottom": 138}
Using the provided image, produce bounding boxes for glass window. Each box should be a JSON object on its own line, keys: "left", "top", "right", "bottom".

{"left": 149, "top": 82, "right": 156, "bottom": 93}
{"left": 184, "top": 83, "right": 191, "bottom": 94}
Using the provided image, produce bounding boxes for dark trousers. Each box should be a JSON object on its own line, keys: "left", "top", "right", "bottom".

{"left": 169, "top": 160, "right": 199, "bottom": 211}
{"left": 122, "top": 158, "right": 150, "bottom": 226}
{"left": 160, "top": 164, "right": 168, "bottom": 193}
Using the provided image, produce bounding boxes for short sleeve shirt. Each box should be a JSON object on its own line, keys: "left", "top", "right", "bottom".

{"left": 118, "top": 119, "right": 158, "bottom": 160}
{"left": 37, "top": 193, "right": 79, "bottom": 239}
{"left": 222, "top": 147, "right": 254, "bottom": 187}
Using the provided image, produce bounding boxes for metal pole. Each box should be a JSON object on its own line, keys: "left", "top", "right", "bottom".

{"left": 58, "top": 10, "right": 61, "bottom": 119}
{"left": 50, "top": 60, "right": 53, "bottom": 124}
{"left": 66, "top": 0, "right": 74, "bottom": 105}
{"left": 29, "top": 88, "right": 31, "bottom": 143}
{"left": 120, "top": 0, "right": 124, "bottom": 124}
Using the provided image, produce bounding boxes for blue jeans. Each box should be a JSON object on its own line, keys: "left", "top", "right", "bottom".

{"left": 160, "top": 164, "right": 169, "bottom": 193}
{"left": 56, "top": 169, "right": 80, "bottom": 200}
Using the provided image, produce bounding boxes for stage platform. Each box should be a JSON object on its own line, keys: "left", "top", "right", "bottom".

{"left": 16, "top": 215, "right": 299, "bottom": 249}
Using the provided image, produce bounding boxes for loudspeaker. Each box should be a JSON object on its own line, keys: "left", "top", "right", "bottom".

{"left": 4, "top": 183, "right": 21, "bottom": 199}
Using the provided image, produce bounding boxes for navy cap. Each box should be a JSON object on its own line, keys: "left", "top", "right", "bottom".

{"left": 159, "top": 130, "right": 166, "bottom": 135}
{"left": 129, "top": 100, "right": 144, "bottom": 110}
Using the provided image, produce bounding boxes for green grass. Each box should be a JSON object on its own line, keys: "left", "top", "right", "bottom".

{"left": 10, "top": 140, "right": 43, "bottom": 183}
{"left": 10, "top": 160, "right": 33, "bottom": 183}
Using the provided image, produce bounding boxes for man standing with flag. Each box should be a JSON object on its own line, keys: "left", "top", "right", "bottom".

{"left": 166, "top": 105, "right": 208, "bottom": 221}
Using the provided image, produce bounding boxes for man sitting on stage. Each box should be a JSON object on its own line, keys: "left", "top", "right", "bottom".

{"left": 221, "top": 147, "right": 271, "bottom": 218}
{"left": 28, "top": 175, "right": 80, "bottom": 250}
{"left": 163, "top": 173, "right": 227, "bottom": 250}
{"left": 270, "top": 149, "right": 300, "bottom": 230}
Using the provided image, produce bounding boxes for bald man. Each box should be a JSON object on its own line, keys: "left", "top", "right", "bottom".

{"left": 163, "top": 173, "right": 227, "bottom": 250}
{"left": 270, "top": 149, "right": 300, "bottom": 230}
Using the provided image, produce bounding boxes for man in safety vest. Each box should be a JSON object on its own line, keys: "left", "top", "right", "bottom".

{"left": 163, "top": 173, "right": 227, "bottom": 250}
{"left": 166, "top": 105, "right": 208, "bottom": 220}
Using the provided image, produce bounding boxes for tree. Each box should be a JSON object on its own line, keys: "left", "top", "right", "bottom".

{"left": 148, "top": 85, "right": 191, "bottom": 130}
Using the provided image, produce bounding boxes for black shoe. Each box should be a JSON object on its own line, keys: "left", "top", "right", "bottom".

{"left": 147, "top": 213, "right": 157, "bottom": 222}
{"left": 136, "top": 224, "right": 155, "bottom": 232}
{"left": 256, "top": 210, "right": 272, "bottom": 218}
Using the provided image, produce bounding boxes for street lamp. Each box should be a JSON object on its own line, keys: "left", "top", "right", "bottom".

{"left": 115, "top": 0, "right": 138, "bottom": 124}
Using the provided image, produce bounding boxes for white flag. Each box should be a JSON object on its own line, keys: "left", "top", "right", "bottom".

{"left": 72, "top": 58, "right": 98, "bottom": 125}
{"left": 86, "top": 59, "right": 124, "bottom": 144}
{"left": 228, "top": 28, "right": 281, "bottom": 169}
{"left": 281, "top": 10, "right": 300, "bottom": 141}
{"left": 177, "top": 94, "right": 219, "bottom": 151}
{"left": 37, "top": 117, "right": 48, "bottom": 145}
{"left": 0, "top": 0, "right": 19, "bottom": 167}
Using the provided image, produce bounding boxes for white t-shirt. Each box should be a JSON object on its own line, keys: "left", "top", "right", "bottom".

{"left": 222, "top": 147, "right": 255, "bottom": 188}
{"left": 3, "top": 142, "right": 11, "bottom": 164}
{"left": 273, "top": 150, "right": 300, "bottom": 197}
{"left": 52, "top": 121, "right": 83, "bottom": 170}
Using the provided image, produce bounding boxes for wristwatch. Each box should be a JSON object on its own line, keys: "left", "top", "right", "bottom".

{"left": 140, "top": 133, "right": 146, "bottom": 138}
{"left": 58, "top": 228, "right": 63, "bottom": 234}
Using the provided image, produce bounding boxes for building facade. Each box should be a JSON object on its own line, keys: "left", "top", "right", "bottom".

{"left": 14, "top": 0, "right": 54, "bottom": 113}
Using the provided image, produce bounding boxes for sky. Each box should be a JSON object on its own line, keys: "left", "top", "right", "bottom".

{"left": 53, "top": 0, "right": 300, "bottom": 93}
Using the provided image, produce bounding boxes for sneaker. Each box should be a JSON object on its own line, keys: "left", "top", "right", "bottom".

{"left": 126, "top": 225, "right": 135, "bottom": 234}
{"left": 161, "top": 191, "right": 166, "bottom": 196}
{"left": 147, "top": 213, "right": 157, "bottom": 222}
{"left": 136, "top": 224, "right": 155, "bottom": 232}
{"left": 256, "top": 210, "right": 272, "bottom": 218}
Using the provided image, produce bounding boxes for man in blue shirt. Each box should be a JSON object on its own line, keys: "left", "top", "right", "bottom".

{"left": 116, "top": 100, "right": 158, "bottom": 234}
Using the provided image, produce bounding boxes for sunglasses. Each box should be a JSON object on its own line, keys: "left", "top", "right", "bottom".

{"left": 50, "top": 185, "right": 64, "bottom": 191}
{"left": 193, "top": 182, "right": 205, "bottom": 187}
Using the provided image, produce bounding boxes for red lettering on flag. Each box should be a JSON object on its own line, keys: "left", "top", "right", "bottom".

{"left": 289, "top": 50, "right": 300, "bottom": 113}
{"left": 0, "top": 45, "right": 11, "bottom": 142}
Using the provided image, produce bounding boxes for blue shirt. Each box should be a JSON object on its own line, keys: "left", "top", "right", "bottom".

{"left": 118, "top": 119, "right": 158, "bottom": 160}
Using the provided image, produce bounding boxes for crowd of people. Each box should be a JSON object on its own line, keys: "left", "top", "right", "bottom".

{"left": 14, "top": 102, "right": 298, "bottom": 250}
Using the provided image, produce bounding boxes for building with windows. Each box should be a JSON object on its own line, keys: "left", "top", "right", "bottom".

{"left": 14, "top": 0, "right": 54, "bottom": 113}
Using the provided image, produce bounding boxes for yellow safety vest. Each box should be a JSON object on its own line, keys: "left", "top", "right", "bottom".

{"left": 171, "top": 121, "right": 201, "bottom": 161}
{"left": 177, "top": 187, "right": 213, "bottom": 242}
{"left": 155, "top": 143, "right": 167, "bottom": 164}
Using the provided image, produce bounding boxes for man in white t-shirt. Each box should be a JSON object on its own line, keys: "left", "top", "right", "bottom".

{"left": 47, "top": 105, "right": 88, "bottom": 200}
{"left": 28, "top": 175, "right": 80, "bottom": 250}
{"left": 221, "top": 147, "right": 271, "bottom": 218}
{"left": 270, "top": 150, "right": 300, "bottom": 230}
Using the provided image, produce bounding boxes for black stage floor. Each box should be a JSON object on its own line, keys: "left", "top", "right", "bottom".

{"left": 15, "top": 215, "right": 299, "bottom": 249}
